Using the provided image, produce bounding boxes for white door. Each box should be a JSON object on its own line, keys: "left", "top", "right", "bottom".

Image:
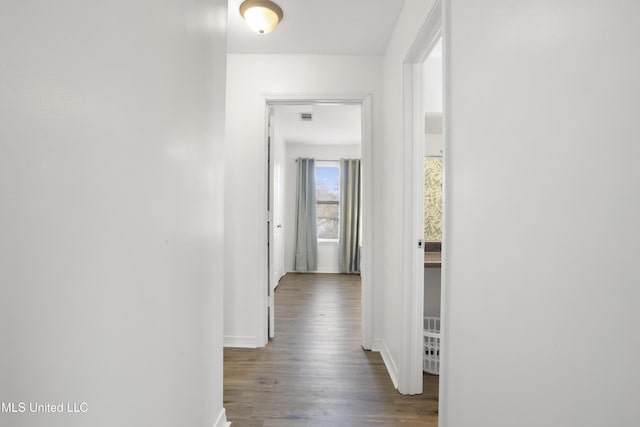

{"left": 267, "top": 106, "right": 286, "bottom": 339}
{"left": 273, "top": 140, "right": 285, "bottom": 283}
{"left": 267, "top": 107, "right": 276, "bottom": 339}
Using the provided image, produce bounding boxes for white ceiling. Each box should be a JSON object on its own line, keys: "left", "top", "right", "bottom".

{"left": 227, "top": 0, "right": 406, "bottom": 55}
{"left": 274, "top": 104, "right": 361, "bottom": 146}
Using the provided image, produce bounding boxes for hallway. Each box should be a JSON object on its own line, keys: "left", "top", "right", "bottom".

{"left": 224, "top": 273, "right": 439, "bottom": 426}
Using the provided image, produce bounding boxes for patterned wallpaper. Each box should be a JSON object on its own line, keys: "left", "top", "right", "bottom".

{"left": 424, "top": 158, "right": 443, "bottom": 241}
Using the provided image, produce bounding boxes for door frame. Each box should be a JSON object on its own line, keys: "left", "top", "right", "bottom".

{"left": 262, "top": 93, "right": 374, "bottom": 349}
{"left": 399, "top": 0, "right": 443, "bottom": 396}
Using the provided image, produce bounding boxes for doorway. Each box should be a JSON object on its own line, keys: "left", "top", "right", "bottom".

{"left": 420, "top": 35, "right": 444, "bottom": 396}
{"left": 399, "top": 0, "right": 443, "bottom": 398}
{"left": 264, "top": 96, "right": 374, "bottom": 348}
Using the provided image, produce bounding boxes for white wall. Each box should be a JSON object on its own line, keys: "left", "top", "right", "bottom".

{"left": 442, "top": 1, "right": 640, "bottom": 426}
{"left": 380, "top": 0, "right": 438, "bottom": 388}
{"left": 423, "top": 48, "right": 443, "bottom": 114}
{"left": 423, "top": 44, "right": 444, "bottom": 156}
{"left": 284, "top": 144, "right": 361, "bottom": 274}
{"left": 224, "top": 54, "right": 382, "bottom": 347}
{"left": 0, "top": 1, "right": 228, "bottom": 426}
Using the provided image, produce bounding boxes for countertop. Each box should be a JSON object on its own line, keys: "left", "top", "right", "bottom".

{"left": 424, "top": 251, "right": 442, "bottom": 268}
{"left": 423, "top": 241, "right": 442, "bottom": 268}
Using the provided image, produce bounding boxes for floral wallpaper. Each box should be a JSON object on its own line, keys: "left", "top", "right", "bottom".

{"left": 424, "top": 158, "right": 443, "bottom": 241}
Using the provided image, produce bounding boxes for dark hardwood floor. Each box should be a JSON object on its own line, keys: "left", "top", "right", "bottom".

{"left": 224, "top": 273, "right": 439, "bottom": 427}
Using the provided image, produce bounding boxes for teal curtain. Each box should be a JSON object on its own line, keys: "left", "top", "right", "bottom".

{"left": 339, "top": 159, "right": 361, "bottom": 273}
{"left": 294, "top": 158, "right": 318, "bottom": 271}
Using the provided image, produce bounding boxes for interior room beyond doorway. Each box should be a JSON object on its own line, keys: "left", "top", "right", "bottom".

{"left": 271, "top": 104, "right": 362, "bottom": 279}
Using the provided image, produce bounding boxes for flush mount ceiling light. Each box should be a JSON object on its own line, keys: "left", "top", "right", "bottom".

{"left": 239, "top": 0, "right": 284, "bottom": 34}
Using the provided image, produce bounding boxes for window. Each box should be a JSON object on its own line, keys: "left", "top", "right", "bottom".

{"left": 315, "top": 162, "right": 340, "bottom": 241}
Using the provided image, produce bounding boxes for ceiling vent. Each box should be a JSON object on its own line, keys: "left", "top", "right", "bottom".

{"left": 300, "top": 113, "right": 313, "bottom": 121}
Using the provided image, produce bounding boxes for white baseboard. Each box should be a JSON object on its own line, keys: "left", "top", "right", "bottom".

{"left": 372, "top": 338, "right": 399, "bottom": 389}
{"left": 315, "top": 268, "right": 340, "bottom": 273}
{"left": 223, "top": 336, "right": 257, "bottom": 348}
{"left": 273, "top": 270, "right": 286, "bottom": 290}
{"left": 285, "top": 270, "right": 340, "bottom": 274}
{"left": 213, "top": 407, "right": 230, "bottom": 427}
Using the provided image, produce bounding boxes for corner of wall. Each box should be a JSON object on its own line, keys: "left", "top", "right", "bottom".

{"left": 372, "top": 338, "right": 399, "bottom": 389}
{"left": 223, "top": 336, "right": 258, "bottom": 348}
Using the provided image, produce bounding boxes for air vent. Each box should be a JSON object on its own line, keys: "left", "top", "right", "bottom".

{"left": 300, "top": 113, "right": 313, "bottom": 121}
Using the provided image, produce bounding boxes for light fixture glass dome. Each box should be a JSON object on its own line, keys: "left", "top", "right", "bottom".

{"left": 240, "top": 0, "right": 283, "bottom": 35}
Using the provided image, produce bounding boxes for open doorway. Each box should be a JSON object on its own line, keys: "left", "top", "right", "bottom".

{"left": 265, "top": 98, "right": 373, "bottom": 347}
{"left": 420, "top": 35, "right": 444, "bottom": 395}
{"left": 399, "top": 0, "right": 443, "bottom": 398}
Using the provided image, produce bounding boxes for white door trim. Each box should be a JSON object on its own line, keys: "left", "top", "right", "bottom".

{"left": 399, "top": 0, "right": 443, "bottom": 396}
{"left": 261, "top": 94, "right": 374, "bottom": 350}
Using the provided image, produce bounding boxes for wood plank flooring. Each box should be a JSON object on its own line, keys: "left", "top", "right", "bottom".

{"left": 224, "top": 273, "right": 439, "bottom": 427}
